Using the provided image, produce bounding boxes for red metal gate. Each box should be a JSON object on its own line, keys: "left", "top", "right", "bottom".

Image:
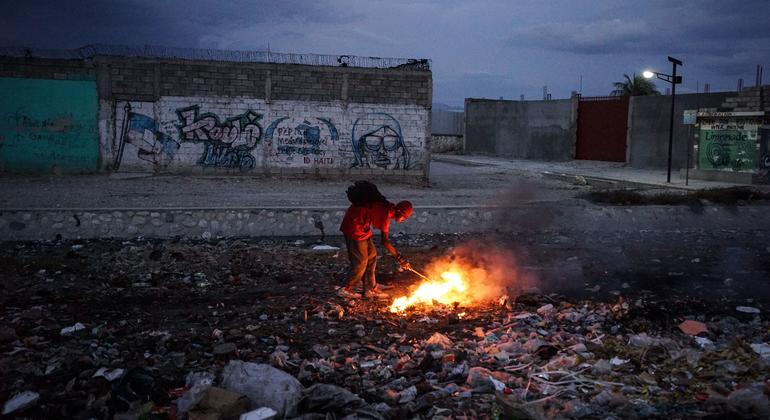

{"left": 576, "top": 96, "right": 629, "bottom": 162}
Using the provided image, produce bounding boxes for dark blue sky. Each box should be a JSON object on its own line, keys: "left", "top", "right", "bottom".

{"left": 3, "top": 0, "right": 768, "bottom": 106}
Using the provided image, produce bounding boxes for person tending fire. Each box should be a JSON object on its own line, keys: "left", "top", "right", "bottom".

{"left": 339, "top": 181, "right": 414, "bottom": 299}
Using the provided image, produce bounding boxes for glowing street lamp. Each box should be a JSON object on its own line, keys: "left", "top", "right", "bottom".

{"left": 644, "top": 56, "right": 682, "bottom": 183}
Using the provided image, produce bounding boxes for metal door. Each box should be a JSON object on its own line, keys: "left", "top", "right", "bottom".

{"left": 576, "top": 96, "right": 629, "bottom": 162}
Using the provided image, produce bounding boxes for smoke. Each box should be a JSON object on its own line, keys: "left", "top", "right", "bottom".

{"left": 423, "top": 240, "right": 538, "bottom": 303}
{"left": 486, "top": 178, "right": 567, "bottom": 233}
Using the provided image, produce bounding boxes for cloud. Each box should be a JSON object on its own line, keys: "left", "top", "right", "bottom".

{"left": 509, "top": 19, "right": 651, "bottom": 55}
{"left": 0, "top": 0, "right": 351, "bottom": 49}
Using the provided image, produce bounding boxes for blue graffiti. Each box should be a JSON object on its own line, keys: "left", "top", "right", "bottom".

{"left": 264, "top": 117, "right": 338, "bottom": 161}
{"left": 116, "top": 104, "right": 180, "bottom": 169}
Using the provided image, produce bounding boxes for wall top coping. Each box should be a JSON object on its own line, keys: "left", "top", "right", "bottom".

{"left": 697, "top": 111, "right": 766, "bottom": 117}
{"left": 0, "top": 44, "right": 431, "bottom": 72}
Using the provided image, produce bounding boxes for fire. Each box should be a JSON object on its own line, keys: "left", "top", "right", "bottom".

{"left": 389, "top": 271, "right": 470, "bottom": 313}
{"left": 388, "top": 243, "right": 519, "bottom": 313}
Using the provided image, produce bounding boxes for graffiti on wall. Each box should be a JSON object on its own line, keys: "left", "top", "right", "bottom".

{"left": 176, "top": 105, "right": 262, "bottom": 171}
{"left": 264, "top": 117, "right": 339, "bottom": 166}
{"left": 698, "top": 120, "right": 759, "bottom": 172}
{"left": 0, "top": 78, "right": 97, "bottom": 173}
{"left": 351, "top": 113, "right": 411, "bottom": 170}
{"left": 111, "top": 100, "right": 424, "bottom": 173}
{"left": 115, "top": 103, "right": 180, "bottom": 170}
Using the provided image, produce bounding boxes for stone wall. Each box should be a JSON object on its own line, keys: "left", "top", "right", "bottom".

{"left": 2, "top": 204, "right": 769, "bottom": 241}
{"left": 0, "top": 49, "right": 432, "bottom": 181}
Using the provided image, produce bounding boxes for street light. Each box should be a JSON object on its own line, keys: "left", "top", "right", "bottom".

{"left": 644, "top": 56, "right": 682, "bottom": 183}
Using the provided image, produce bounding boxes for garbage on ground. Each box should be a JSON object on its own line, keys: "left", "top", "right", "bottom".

{"left": 678, "top": 319, "right": 708, "bottom": 335}
{"left": 2, "top": 391, "right": 40, "bottom": 415}
{"left": 736, "top": 306, "right": 761, "bottom": 314}
{"left": 239, "top": 407, "right": 278, "bottom": 420}
{"left": 221, "top": 361, "right": 302, "bottom": 418}
{"left": 311, "top": 244, "right": 340, "bottom": 251}
{"left": 60, "top": 322, "right": 86, "bottom": 335}
{"left": 2, "top": 237, "right": 770, "bottom": 419}
{"left": 92, "top": 367, "right": 125, "bottom": 382}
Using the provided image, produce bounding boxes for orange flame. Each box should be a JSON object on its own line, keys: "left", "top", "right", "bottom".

{"left": 389, "top": 245, "right": 519, "bottom": 313}
{"left": 389, "top": 271, "right": 470, "bottom": 313}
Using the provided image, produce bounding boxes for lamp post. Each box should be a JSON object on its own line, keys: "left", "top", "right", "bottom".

{"left": 644, "top": 56, "right": 682, "bottom": 183}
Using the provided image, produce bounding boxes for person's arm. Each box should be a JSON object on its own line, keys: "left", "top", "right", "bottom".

{"left": 380, "top": 231, "right": 411, "bottom": 269}
{"left": 380, "top": 230, "right": 398, "bottom": 257}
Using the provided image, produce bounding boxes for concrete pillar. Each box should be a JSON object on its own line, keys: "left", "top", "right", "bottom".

{"left": 265, "top": 70, "right": 272, "bottom": 103}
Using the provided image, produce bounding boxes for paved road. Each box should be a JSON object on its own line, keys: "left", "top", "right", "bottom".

{"left": 0, "top": 161, "right": 582, "bottom": 209}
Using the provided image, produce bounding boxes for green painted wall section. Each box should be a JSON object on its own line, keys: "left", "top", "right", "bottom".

{"left": 698, "top": 120, "right": 760, "bottom": 173}
{"left": 0, "top": 77, "right": 98, "bottom": 173}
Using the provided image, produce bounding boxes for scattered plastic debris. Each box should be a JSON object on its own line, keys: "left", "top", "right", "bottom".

{"left": 736, "top": 306, "right": 761, "bottom": 314}
{"left": 678, "top": 319, "right": 708, "bottom": 336}
{"left": 59, "top": 323, "right": 86, "bottom": 336}
{"left": 2, "top": 391, "right": 40, "bottom": 415}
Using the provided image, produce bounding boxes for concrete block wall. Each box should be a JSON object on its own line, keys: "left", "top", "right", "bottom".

{"left": 718, "top": 86, "right": 769, "bottom": 112}
{"left": 628, "top": 93, "right": 732, "bottom": 169}
{"left": 0, "top": 57, "right": 95, "bottom": 81}
{"left": 464, "top": 98, "right": 577, "bottom": 160}
{"left": 108, "top": 97, "right": 428, "bottom": 176}
{"left": 0, "top": 52, "right": 432, "bottom": 181}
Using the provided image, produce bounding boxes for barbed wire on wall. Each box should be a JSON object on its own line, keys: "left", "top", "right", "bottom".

{"left": 0, "top": 44, "right": 431, "bottom": 71}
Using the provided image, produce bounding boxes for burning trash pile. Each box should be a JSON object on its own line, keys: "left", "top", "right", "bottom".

{"left": 1, "top": 237, "right": 770, "bottom": 419}
{"left": 389, "top": 243, "right": 515, "bottom": 314}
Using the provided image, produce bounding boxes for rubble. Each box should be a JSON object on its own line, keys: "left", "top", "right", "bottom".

{"left": 1, "top": 236, "right": 769, "bottom": 419}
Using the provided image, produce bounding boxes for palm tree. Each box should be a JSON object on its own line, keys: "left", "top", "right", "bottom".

{"left": 611, "top": 73, "right": 661, "bottom": 96}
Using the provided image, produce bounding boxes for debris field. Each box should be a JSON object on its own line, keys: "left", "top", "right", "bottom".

{"left": 1, "top": 235, "right": 770, "bottom": 419}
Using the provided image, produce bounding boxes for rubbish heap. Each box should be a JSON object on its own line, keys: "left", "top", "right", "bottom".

{"left": 1, "top": 237, "right": 769, "bottom": 419}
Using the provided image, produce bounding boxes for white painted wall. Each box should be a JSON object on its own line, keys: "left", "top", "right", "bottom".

{"left": 105, "top": 96, "right": 429, "bottom": 175}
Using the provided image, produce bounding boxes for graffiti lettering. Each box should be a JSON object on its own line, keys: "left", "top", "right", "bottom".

{"left": 304, "top": 157, "right": 334, "bottom": 165}
{"left": 176, "top": 105, "right": 262, "bottom": 170}
{"left": 5, "top": 113, "right": 75, "bottom": 133}
{"left": 264, "top": 117, "right": 338, "bottom": 166}
{"left": 277, "top": 145, "right": 326, "bottom": 156}
{"left": 704, "top": 131, "right": 749, "bottom": 142}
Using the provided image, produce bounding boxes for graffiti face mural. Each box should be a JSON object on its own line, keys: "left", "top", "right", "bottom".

{"left": 176, "top": 105, "right": 262, "bottom": 171}
{"left": 351, "top": 113, "right": 410, "bottom": 170}
{"left": 264, "top": 117, "right": 338, "bottom": 166}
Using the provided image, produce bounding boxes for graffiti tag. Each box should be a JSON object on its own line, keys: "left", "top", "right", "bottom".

{"left": 176, "top": 106, "right": 262, "bottom": 170}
